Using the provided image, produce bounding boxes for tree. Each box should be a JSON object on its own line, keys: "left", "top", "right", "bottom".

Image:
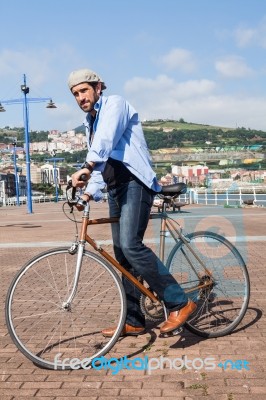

{"left": 31, "top": 183, "right": 63, "bottom": 196}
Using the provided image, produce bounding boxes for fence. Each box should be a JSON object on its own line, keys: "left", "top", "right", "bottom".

{"left": 1, "top": 188, "right": 266, "bottom": 208}
{"left": 1, "top": 195, "right": 66, "bottom": 207}
{"left": 190, "top": 187, "right": 266, "bottom": 207}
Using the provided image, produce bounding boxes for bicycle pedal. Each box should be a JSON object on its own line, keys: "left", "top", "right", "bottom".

{"left": 160, "top": 327, "right": 183, "bottom": 338}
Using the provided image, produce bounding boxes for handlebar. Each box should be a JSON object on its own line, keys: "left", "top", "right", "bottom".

{"left": 66, "top": 174, "right": 89, "bottom": 207}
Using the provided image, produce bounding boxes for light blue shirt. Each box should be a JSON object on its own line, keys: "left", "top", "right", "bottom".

{"left": 84, "top": 94, "right": 161, "bottom": 199}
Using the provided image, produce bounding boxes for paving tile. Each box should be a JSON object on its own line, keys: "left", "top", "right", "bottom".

{"left": 0, "top": 203, "right": 265, "bottom": 399}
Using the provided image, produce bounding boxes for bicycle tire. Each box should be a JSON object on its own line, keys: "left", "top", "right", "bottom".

{"left": 6, "top": 247, "right": 127, "bottom": 370}
{"left": 166, "top": 231, "right": 250, "bottom": 338}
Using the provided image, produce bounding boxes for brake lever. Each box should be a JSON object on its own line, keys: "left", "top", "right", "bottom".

{"left": 67, "top": 174, "right": 88, "bottom": 204}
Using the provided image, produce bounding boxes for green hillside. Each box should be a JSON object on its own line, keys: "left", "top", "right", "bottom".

{"left": 1, "top": 120, "right": 266, "bottom": 151}
{"left": 142, "top": 119, "right": 266, "bottom": 150}
{"left": 143, "top": 119, "right": 231, "bottom": 131}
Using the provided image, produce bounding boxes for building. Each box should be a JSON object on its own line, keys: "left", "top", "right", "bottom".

{"left": 172, "top": 165, "right": 209, "bottom": 178}
{"left": 0, "top": 172, "right": 27, "bottom": 199}
{"left": 21, "top": 163, "right": 42, "bottom": 184}
{"left": 0, "top": 179, "right": 6, "bottom": 205}
{"left": 171, "top": 164, "right": 209, "bottom": 186}
{"left": 40, "top": 163, "right": 68, "bottom": 186}
{"left": 0, "top": 173, "right": 8, "bottom": 203}
{"left": 19, "top": 175, "right": 27, "bottom": 196}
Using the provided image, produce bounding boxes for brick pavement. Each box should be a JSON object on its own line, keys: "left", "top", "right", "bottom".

{"left": 0, "top": 201, "right": 265, "bottom": 399}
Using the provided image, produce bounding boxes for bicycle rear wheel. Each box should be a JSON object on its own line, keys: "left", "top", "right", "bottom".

{"left": 166, "top": 231, "right": 250, "bottom": 338}
{"left": 6, "top": 247, "right": 126, "bottom": 370}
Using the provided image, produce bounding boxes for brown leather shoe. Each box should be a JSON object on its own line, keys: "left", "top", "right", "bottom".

{"left": 102, "top": 323, "right": 146, "bottom": 338}
{"left": 160, "top": 299, "right": 197, "bottom": 334}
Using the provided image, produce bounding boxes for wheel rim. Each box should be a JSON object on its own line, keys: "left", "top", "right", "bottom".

{"left": 167, "top": 232, "right": 250, "bottom": 337}
{"left": 7, "top": 249, "right": 126, "bottom": 369}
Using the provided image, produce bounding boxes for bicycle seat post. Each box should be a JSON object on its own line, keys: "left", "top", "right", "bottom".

{"left": 162, "top": 199, "right": 167, "bottom": 213}
{"left": 159, "top": 198, "right": 169, "bottom": 264}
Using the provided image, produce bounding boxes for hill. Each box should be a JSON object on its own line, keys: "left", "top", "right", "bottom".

{"left": 143, "top": 119, "right": 232, "bottom": 131}
{"left": 142, "top": 119, "right": 266, "bottom": 150}
{"left": 1, "top": 120, "right": 266, "bottom": 150}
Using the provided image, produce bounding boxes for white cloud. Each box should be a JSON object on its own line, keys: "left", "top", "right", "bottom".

{"left": 175, "top": 95, "right": 266, "bottom": 130}
{"left": 124, "top": 75, "right": 216, "bottom": 99}
{"left": 0, "top": 45, "right": 80, "bottom": 91}
{"left": 0, "top": 49, "right": 54, "bottom": 87}
{"left": 159, "top": 48, "right": 197, "bottom": 73}
{"left": 234, "top": 17, "right": 266, "bottom": 48}
{"left": 124, "top": 75, "right": 266, "bottom": 130}
{"left": 215, "top": 56, "right": 253, "bottom": 78}
{"left": 234, "top": 27, "right": 256, "bottom": 48}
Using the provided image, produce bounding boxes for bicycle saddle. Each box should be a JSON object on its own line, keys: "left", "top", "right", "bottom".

{"left": 160, "top": 183, "right": 187, "bottom": 197}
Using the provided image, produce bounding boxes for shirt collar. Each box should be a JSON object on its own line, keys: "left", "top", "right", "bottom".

{"left": 94, "top": 95, "right": 102, "bottom": 112}
{"left": 83, "top": 95, "right": 103, "bottom": 127}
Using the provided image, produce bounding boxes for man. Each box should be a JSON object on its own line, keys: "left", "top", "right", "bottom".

{"left": 69, "top": 68, "right": 196, "bottom": 337}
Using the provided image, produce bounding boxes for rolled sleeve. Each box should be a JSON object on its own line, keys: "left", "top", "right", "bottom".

{"left": 85, "top": 170, "right": 106, "bottom": 202}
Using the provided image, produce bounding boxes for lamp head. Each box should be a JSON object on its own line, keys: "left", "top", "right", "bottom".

{"left": 21, "top": 85, "right": 29, "bottom": 94}
{"left": 46, "top": 99, "right": 57, "bottom": 109}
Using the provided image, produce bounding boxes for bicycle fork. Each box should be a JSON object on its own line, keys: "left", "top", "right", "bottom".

{"left": 62, "top": 202, "right": 90, "bottom": 310}
{"left": 62, "top": 242, "right": 85, "bottom": 311}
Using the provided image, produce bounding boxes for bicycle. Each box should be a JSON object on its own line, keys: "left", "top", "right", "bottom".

{"left": 5, "top": 182, "right": 250, "bottom": 370}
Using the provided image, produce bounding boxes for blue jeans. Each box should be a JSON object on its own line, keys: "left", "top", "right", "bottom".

{"left": 108, "top": 179, "right": 188, "bottom": 328}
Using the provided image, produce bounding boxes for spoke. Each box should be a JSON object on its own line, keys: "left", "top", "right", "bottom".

{"left": 24, "top": 266, "right": 64, "bottom": 304}
{"left": 13, "top": 308, "right": 61, "bottom": 321}
{"left": 39, "top": 318, "right": 65, "bottom": 357}
{"left": 46, "top": 258, "right": 63, "bottom": 303}
{"left": 8, "top": 250, "right": 125, "bottom": 368}
{"left": 73, "top": 269, "right": 106, "bottom": 296}
{"left": 75, "top": 285, "right": 116, "bottom": 303}
{"left": 65, "top": 254, "right": 71, "bottom": 297}
{"left": 12, "top": 283, "right": 61, "bottom": 308}
{"left": 12, "top": 297, "right": 62, "bottom": 308}
{"left": 14, "top": 308, "right": 62, "bottom": 347}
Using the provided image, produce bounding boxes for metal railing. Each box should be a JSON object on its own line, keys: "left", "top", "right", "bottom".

{"left": 1, "top": 195, "right": 66, "bottom": 206}
{"left": 1, "top": 188, "right": 265, "bottom": 208}
{"left": 190, "top": 187, "right": 266, "bottom": 207}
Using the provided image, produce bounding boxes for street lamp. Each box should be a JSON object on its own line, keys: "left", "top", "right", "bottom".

{"left": 45, "top": 156, "right": 64, "bottom": 202}
{"left": 12, "top": 141, "right": 20, "bottom": 206}
{"left": 0, "top": 74, "right": 56, "bottom": 213}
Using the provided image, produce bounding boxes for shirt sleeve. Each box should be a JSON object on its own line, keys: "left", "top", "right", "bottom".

{"left": 86, "top": 96, "right": 131, "bottom": 163}
{"left": 84, "top": 170, "right": 106, "bottom": 202}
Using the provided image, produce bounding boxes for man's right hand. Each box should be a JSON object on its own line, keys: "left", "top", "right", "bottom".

{"left": 71, "top": 168, "right": 90, "bottom": 187}
{"left": 75, "top": 193, "right": 91, "bottom": 211}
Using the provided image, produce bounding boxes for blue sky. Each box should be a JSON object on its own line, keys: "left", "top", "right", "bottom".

{"left": 0, "top": 0, "right": 266, "bottom": 132}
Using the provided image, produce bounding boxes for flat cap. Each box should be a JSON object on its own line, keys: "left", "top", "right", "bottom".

{"left": 68, "top": 68, "right": 106, "bottom": 90}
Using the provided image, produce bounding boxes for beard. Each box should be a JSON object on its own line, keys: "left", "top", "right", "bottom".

{"left": 80, "top": 102, "right": 94, "bottom": 113}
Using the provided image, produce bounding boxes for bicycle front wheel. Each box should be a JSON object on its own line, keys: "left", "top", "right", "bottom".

{"left": 6, "top": 247, "right": 127, "bottom": 370}
{"left": 166, "top": 231, "right": 250, "bottom": 338}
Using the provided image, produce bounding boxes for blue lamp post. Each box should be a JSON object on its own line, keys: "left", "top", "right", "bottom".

{"left": 0, "top": 74, "right": 56, "bottom": 213}
{"left": 45, "top": 157, "right": 64, "bottom": 202}
{"left": 12, "top": 141, "right": 20, "bottom": 206}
